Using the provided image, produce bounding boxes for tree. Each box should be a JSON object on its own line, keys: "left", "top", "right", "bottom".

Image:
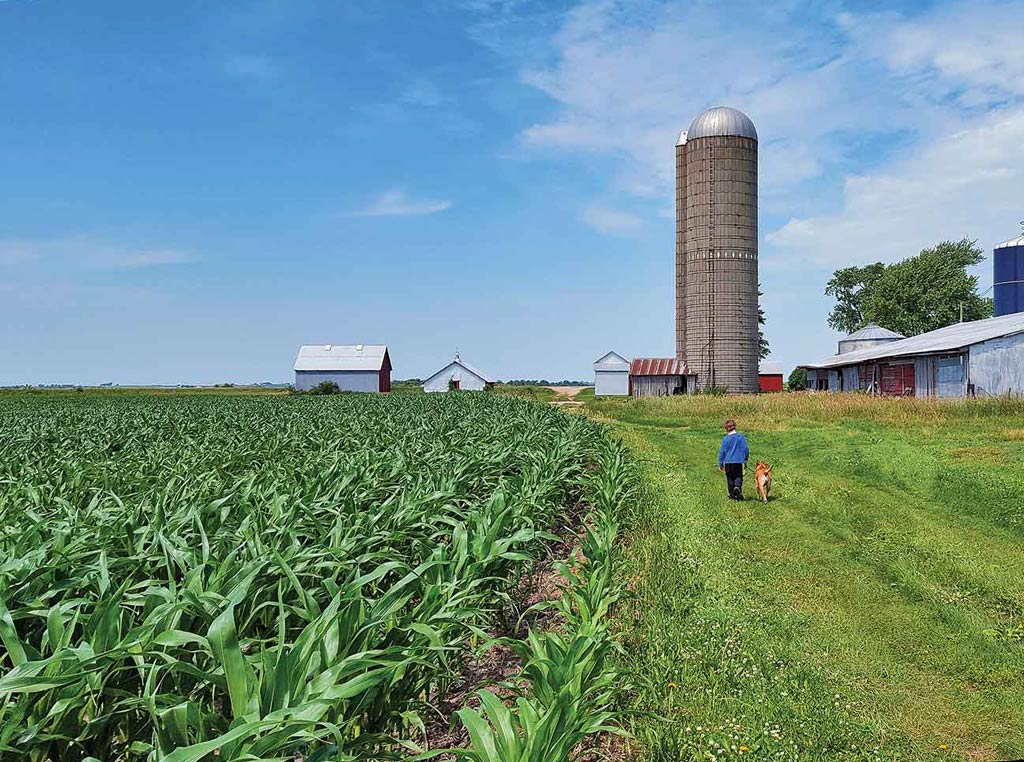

{"left": 824, "top": 239, "right": 993, "bottom": 337}
{"left": 824, "top": 263, "right": 886, "bottom": 333}
{"left": 787, "top": 367, "right": 806, "bottom": 391}
{"left": 758, "top": 286, "right": 770, "bottom": 359}
{"left": 308, "top": 380, "right": 341, "bottom": 395}
{"left": 865, "top": 239, "right": 992, "bottom": 336}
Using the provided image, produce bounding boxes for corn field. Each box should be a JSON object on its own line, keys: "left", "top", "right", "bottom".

{"left": 0, "top": 393, "right": 633, "bottom": 761}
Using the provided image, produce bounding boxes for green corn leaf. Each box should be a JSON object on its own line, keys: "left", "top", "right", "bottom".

{"left": 208, "top": 602, "right": 258, "bottom": 721}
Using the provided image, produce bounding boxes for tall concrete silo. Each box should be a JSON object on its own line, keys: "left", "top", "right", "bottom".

{"left": 675, "top": 106, "right": 759, "bottom": 393}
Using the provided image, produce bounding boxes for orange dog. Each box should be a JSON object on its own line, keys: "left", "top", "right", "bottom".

{"left": 755, "top": 462, "right": 773, "bottom": 503}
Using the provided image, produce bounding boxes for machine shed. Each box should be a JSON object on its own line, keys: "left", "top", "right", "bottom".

{"left": 629, "top": 357, "right": 691, "bottom": 398}
{"left": 593, "top": 351, "right": 630, "bottom": 397}
{"left": 294, "top": 344, "right": 392, "bottom": 392}
{"left": 801, "top": 313, "right": 1024, "bottom": 398}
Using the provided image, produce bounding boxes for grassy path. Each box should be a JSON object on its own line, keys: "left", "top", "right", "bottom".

{"left": 592, "top": 396, "right": 1024, "bottom": 761}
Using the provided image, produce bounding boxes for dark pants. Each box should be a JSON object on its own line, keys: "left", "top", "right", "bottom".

{"left": 724, "top": 463, "right": 744, "bottom": 500}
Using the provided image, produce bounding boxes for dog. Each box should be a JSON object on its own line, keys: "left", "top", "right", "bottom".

{"left": 754, "top": 462, "right": 773, "bottom": 503}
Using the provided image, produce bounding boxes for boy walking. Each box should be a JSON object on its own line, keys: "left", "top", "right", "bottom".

{"left": 718, "top": 419, "right": 749, "bottom": 500}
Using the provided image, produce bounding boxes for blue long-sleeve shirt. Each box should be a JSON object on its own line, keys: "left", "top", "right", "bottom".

{"left": 718, "top": 432, "right": 749, "bottom": 467}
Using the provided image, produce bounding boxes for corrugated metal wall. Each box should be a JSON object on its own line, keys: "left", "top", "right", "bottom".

{"left": 969, "top": 333, "right": 1024, "bottom": 396}
{"left": 631, "top": 375, "right": 685, "bottom": 398}
{"left": 595, "top": 370, "right": 629, "bottom": 396}
{"left": 294, "top": 370, "right": 381, "bottom": 392}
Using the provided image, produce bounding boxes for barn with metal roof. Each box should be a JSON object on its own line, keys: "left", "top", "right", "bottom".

{"left": 293, "top": 344, "right": 392, "bottom": 392}
{"left": 629, "top": 357, "right": 693, "bottom": 398}
{"left": 800, "top": 313, "right": 1024, "bottom": 397}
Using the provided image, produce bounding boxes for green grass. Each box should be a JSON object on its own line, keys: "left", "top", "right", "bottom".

{"left": 492, "top": 384, "right": 558, "bottom": 402}
{"left": 589, "top": 394, "right": 1024, "bottom": 762}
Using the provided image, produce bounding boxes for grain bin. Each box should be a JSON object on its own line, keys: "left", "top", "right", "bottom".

{"left": 994, "top": 232, "right": 1024, "bottom": 317}
{"left": 837, "top": 324, "right": 905, "bottom": 354}
{"left": 676, "top": 106, "right": 759, "bottom": 393}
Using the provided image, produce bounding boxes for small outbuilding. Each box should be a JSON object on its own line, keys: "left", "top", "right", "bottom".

{"left": 629, "top": 357, "right": 690, "bottom": 398}
{"left": 423, "top": 354, "right": 494, "bottom": 392}
{"left": 758, "top": 361, "right": 785, "bottom": 392}
{"left": 293, "top": 344, "right": 392, "bottom": 392}
{"left": 593, "top": 351, "right": 630, "bottom": 397}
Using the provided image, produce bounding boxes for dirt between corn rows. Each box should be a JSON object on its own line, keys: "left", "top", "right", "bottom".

{"left": 420, "top": 525, "right": 579, "bottom": 751}
{"left": 419, "top": 505, "right": 632, "bottom": 760}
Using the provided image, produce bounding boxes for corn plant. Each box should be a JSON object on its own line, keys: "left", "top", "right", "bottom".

{"left": 0, "top": 393, "right": 620, "bottom": 761}
{"left": 423, "top": 436, "right": 636, "bottom": 762}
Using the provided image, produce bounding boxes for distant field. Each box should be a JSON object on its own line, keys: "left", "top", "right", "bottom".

{"left": 0, "top": 385, "right": 289, "bottom": 395}
{"left": 589, "top": 393, "right": 1024, "bottom": 761}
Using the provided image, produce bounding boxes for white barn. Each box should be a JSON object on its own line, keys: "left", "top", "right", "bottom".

{"left": 423, "top": 354, "right": 494, "bottom": 392}
{"left": 293, "top": 344, "right": 392, "bottom": 392}
{"left": 593, "top": 351, "right": 630, "bottom": 397}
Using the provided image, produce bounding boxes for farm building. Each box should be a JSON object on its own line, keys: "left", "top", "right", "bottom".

{"left": 593, "top": 351, "right": 630, "bottom": 397}
{"left": 630, "top": 358, "right": 692, "bottom": 398}
{"left": 837, "top": 324, "right": 905, "bottom": 355}
{"left": 293, "top": 344, "right": 392, "bottom": 392}
{"left": 423, "top": 354, "right": 494, "bottom": 392}
{"left": 758, "top": 361, "right": 785, "bottom": 392}
{"left": 801, "top": 313, "right": 1024, "bottom": 397}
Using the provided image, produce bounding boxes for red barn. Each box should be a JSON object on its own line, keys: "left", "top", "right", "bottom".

{"left": 758, "top": 361, "right": 784, "bottom": 392}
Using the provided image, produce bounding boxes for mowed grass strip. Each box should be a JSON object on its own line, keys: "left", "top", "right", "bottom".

{"left": 591, "top": 394, "right": 1024, "bottom": 762}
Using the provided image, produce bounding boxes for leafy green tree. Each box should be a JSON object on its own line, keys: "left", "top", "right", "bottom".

{"left": 787, "top": 367, "right": 806, "bottom": 391}
{"left": 864, "top": 239, "right": 992, "bottom": 336}
{"left": 758, "top": 286, "right": 770, "bottom": 360}
{"left": 824, "top": 239, "right": 993, "bottom": 337}
{"left": 824, "top": 263, "right": 886, "bottom": 333}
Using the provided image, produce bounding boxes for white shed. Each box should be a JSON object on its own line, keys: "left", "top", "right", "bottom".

{"left": 593, "top": 351, "right": 630, "bottom": 397}
{"left": 423, "top": 354, "right": 495, "bottom": 392}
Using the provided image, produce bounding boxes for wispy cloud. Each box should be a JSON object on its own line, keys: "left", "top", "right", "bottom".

{"left": 767, "top": 109, "right": 1024, "bottom": 269}
{"left": 468, "top": 0, "right": 1024, "bottom": 268}
{"left": 347, "top": 188, "right": 452, "bottom": 217}
{"left": 579, "top": 204, "right": 643, "bottom": 235}
{"left": 0, "top": 237, "right": 198, "bottom": 269}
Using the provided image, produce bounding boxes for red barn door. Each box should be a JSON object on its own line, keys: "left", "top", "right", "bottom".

{"left": 880, "top": 364, "right": 915, "bottom": 396}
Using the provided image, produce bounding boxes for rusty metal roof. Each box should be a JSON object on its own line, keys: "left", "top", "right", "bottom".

{"left": 630, "top": 357, "right": 687, "bottom": 376}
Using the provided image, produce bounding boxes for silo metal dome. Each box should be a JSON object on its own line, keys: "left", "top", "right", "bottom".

{"left": 686, "top": 106, "right": 757, "bottom": 141}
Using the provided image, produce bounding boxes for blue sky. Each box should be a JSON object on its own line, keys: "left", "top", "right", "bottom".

{"left": 2, "top": 0, "right": 1022, "bottom": 384}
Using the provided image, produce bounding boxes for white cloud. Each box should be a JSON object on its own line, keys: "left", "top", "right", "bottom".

{"left": 348, "top": 188, "right": 452, "bottom": 217}
{"left": 515, "top": 0, "right": 885, "bottom": 197}
{"left": 579, "top": 203, "right": 642, "bottom": 235}
{"left": 489, "top": 0, "right": 1024, "bottom": 269}
{"left": 767, "top": 108, "right": 1024, "bottom": 268}
{"left": 0, "top": 237, "right": 197, "bottom": 269}
{"left": 841, "top": 2, "right": 1024, "bottom": 105}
